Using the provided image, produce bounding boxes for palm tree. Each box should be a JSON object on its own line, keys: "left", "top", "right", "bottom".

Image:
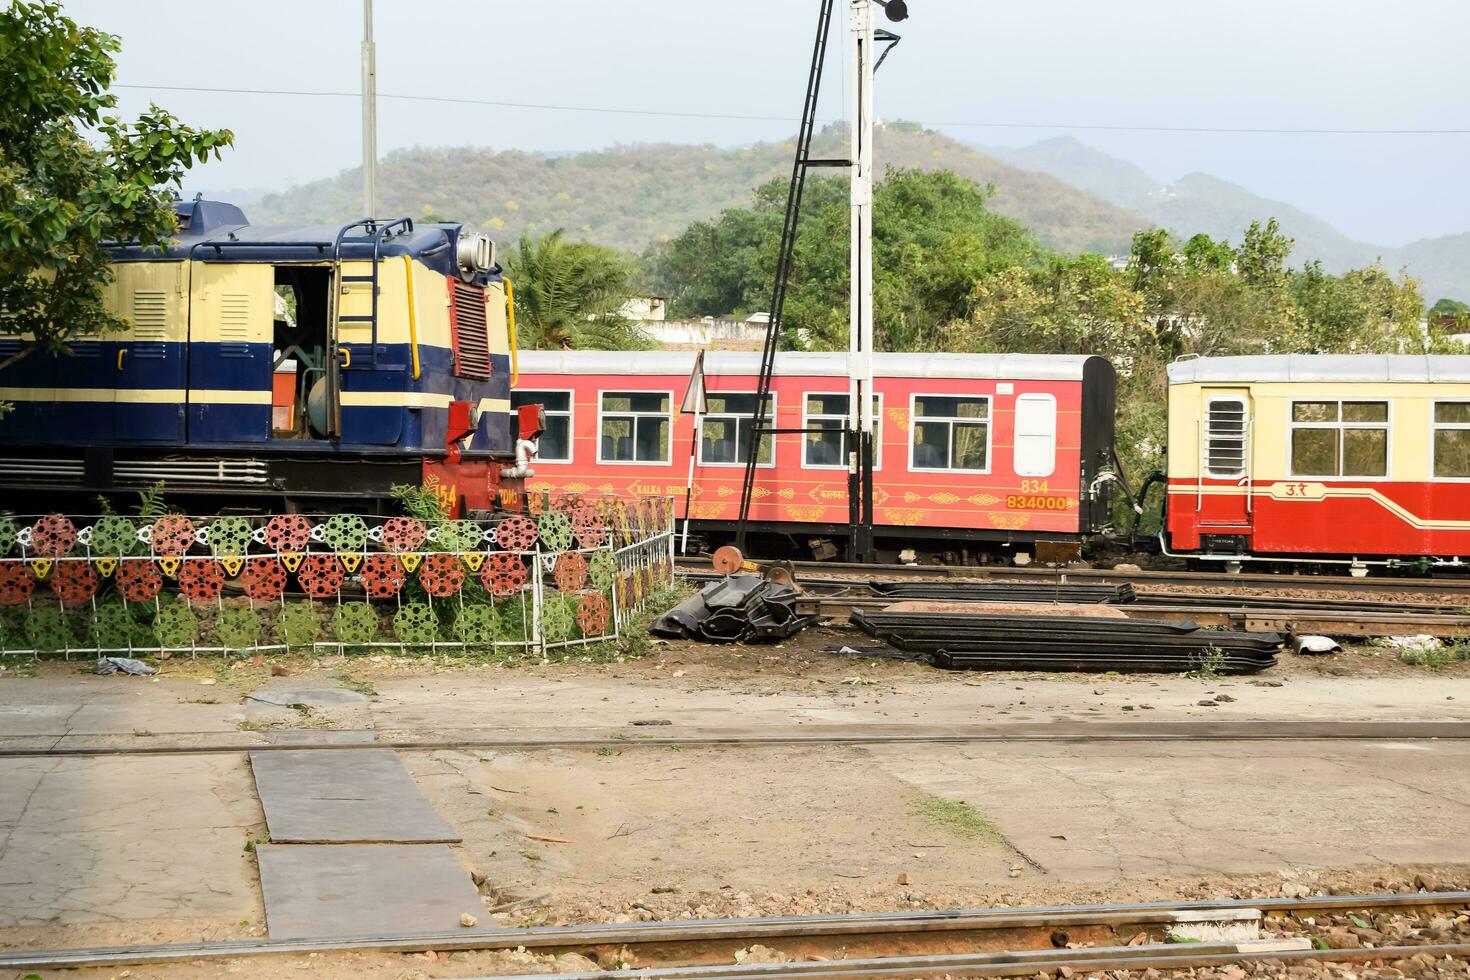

{"left": 504, "top": 230, "right": 651, "bottom": 350}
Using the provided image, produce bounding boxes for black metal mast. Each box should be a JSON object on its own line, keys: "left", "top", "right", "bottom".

{"left": 733, "top": 0, "right": 840, "bottom": 555}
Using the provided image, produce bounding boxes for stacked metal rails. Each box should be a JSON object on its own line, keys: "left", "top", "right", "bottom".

{"left": 868, "top": 581, "right": 1136, "bottom": 604}
{"left": 851, "top": 608, "right": 1281, "bottom": 674}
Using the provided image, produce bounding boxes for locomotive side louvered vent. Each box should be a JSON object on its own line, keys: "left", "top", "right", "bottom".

{"left": 449, "top": 279, "right": 490, "bottom": 380}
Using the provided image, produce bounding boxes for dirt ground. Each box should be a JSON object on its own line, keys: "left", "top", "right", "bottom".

{"left": 1, "top": 617, "right": 1468, "bottom": 980}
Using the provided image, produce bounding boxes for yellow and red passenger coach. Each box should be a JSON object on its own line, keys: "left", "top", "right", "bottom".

{"left": 1165, "top": 354, "right": 1470, "bottom": 566}
{"left": 513, "top": 350, "right": 1118, "bottom": 555}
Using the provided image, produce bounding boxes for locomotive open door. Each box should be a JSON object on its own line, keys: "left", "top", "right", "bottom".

{"left": 1195, "top": 388, "right": 1254, "bottom": 529}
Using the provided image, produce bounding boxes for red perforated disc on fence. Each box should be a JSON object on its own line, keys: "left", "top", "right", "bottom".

{"left": 359, "top": 554, "right": 406, "bottom": 598}
{"left": 553, "top": 551, "right": 588, "bottom": 592}
{"left": 49, "top": 561, "right": 98, "bottom": 604}
{"left": 496, "top": 516, "right": 538, "bottom": 552}
{"left": 263, "top": 514, "right": 312, "bottom": 552}
{"left": 577, "top": 592, "right": 610, "bottom": 635}
{"left": 115, "top": 559, "right": 162, "bottom": 602}
{"left": 418, "top": 552, "right": 466, "bottom": 597}
{"left": 241, "top": 557, "right": 287, "bottom": 601}
{"left": 480, "top": 552, "right": 527, "bottom": 596}
{"left": 178, "top": 559, "right": 225, "bottom": 601}
{"left": 30, "top": 514, "right": 77, "bottom": 558}
{"left": 0, "top": 563, "right": 36, "bottom": 605}
{"left": 379, "top": 517, "right": 426, "bottom": 553}
{"left": 149, "top": 515, "right": 197, "bottom": 557}
{"left": 571, "top": 505, "right": 607, "bottom": 549}
{"left": 296, "top": 554, "right": 344, "bottom": 599}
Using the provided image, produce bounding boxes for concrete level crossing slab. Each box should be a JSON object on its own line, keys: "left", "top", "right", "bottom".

{"left": 256, "top": 843, "right": 482, "bottom": 939}
{"left": 248, "top": 748, "right": 458, "bottom": 843}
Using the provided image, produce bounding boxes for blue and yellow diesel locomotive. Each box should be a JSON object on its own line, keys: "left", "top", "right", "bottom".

{"left": 0, "top": 198, "right": 532, "bottom": 514}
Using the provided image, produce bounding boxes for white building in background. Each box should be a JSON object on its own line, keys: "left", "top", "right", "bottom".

{"left": 617, "top": 298, "right": 771, "bottom": 350}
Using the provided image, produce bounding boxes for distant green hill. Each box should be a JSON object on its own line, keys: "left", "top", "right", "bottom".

{"left": 250, "top": 124, "right": 1146, "bottom": 258}
{"left": 989, "top": 136, "right": 1466, "bottom": 303}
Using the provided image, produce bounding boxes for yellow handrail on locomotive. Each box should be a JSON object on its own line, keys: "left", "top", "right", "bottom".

{"left": 401, "top": 255, "right": 421, "bottom": 381}
{"left": 505, "top": 276, "right": 518, "bottom": 386}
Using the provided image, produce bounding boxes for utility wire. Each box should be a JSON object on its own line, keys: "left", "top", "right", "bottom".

{"left": 114, "top": 83, "right": 1470, "bottom": 136}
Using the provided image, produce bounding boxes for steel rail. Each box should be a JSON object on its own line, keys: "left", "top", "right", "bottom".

{"left": 677, "top": 557, "right": 1470, "bottom": 595}
{"left": 3, "top": 721, "right": 1468, "bottom": 759}
{"left": 3, "top": 892, "right": 1465, "bottom": 972}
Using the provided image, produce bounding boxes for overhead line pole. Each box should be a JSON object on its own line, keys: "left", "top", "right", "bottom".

{"left": 361, "top": 0, "right": 378, "bottom": 218}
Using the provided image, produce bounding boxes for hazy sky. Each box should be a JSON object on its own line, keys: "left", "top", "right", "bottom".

{"left": 67, "top": 0, "right": 1470, "bottom": 247}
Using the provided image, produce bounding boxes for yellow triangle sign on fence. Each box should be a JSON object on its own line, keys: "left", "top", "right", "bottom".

{"left": 28, "top": 559, "right": 51, "bottom": 580}
{"left": 94, "top": 557, "right": 118, "bottom": 578}
{"left": 340, "top": 553, "right": 363, "bottom": 572}
{"left": 280, "top": 552, "right": 304, "bottom": 573}
{"left": 157, "top": 556, "right": 181, "bottom": 578}
{"left": 219, "top": 556, "right": 244, "bottom": 577}
{"left": 461, "top": 552, "right": 485, "bottom": 572}
{"left": 400, "top": 553, "right": 423, "bottom": 573}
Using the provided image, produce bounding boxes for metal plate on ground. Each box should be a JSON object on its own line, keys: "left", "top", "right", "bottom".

{"left": 249, "top": 749, "right": 458, "bottom": 843}
{"left": 256, "top": 843, "right": 483, "bottom": 939}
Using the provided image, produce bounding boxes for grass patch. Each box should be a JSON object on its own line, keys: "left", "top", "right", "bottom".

{"left": 910, "top": 794, "right": 1002, "bottom": 842}
{"left": 1189, "top": 644, "right": 1226, "bottom": 680}
{"left": 335, "top": 673, "right": 378, "bottom": 697}
{"left": 1400, "top": 640, "right": 1470, "bottom": 670}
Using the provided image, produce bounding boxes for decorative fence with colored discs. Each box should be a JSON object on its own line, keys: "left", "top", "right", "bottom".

{"left": 0, "top": 494, "right": 676, "bottom": 658}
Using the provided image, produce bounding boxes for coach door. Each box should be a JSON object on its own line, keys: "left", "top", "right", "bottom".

{"left": 1196, "top": 389, "right": 1253, "bottom": 528}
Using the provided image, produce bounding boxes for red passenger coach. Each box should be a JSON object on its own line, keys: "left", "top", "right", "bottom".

{"left": 513, "top": 351, "right": 1118, "bottom": 556}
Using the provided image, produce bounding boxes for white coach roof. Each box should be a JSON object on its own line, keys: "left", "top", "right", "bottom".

{"left": 1167, "top": 354, "right": 1470, "bottom": 385}
{"left": 517, "top": 350, "right": 1101, "bottom": 381}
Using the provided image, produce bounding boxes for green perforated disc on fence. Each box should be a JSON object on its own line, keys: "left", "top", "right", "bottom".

{"left": 207, "top": 516, "right": 253, "bottom": 557}
{"left": 153, "top": 604, "right": 199, "bottom": 648}
{"left": 540, "top": 595, "right": 573, "bottom": 642}
{"left": 88, "top": 603, "right": 149, "bottom": 648}
{"left": 436, "top": 520, "right": 484, "bottom": 552}
{"left": 214, "top": 606, "right": 262, "bottom": 651}
{"left": 320, "top": 514, "right": 369, "bottom": 553}
{"left": 588, "top": 550, "right": 617, "bottom": 591}
{"left": 331, "top": 602, "right": 380, "bottom": 645}
{"left": 91, "top": 515, "right": 138, "bottom": 557}
{"left": 392, "top": 602, "right": 439, "bottom": 644}
{"left": 274, "top": 603, "right": 323, "bottom": 648}
{"left": 25, "top": 608, "right": 74, "bottom": 652}
{"left": 0, "top": 518, "right": 17, "bottom": 558}
{"left": 537, "top": 512, "right": 573, "bottom": 552}
{"left": 453, "top": 603, "right": 499, "bottom": 645}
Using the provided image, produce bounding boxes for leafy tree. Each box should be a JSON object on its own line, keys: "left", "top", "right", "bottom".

{"left": 0, "top": 1, "right": 233, "bottom": 370}
{"left": 1429, "top": 297, "right": 1470, "bottom": 317}
{"left": 646, "top": 168, "right": 1040, "bottom": 351}
{"left": 504, "top": 230, "right": 651, "bottom": 350}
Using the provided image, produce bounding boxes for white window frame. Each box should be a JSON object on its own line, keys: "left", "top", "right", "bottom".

{"left": 799, "top": 391, "right": 883, "bottom": 471}
{"left": 1203, "top": 395, "right": 1248, "bottom": 480}
{"left": 596, "top": 388, "right": 673, "bottom": 466}
{"left": 697, "top": 391, "right": 777, "bottom": 469}
{"left": 510, "top": 389, "right": 574, "bottom": 464}
{"left": 1288, "top": 398, "right": 1392, "bottom": 481}
{"left": 1013, "top": 392, "right": 1058, "bottom": 479}
{"left": 907, "top": 392, "right": 992, "bottom": 475}
{"left": 1432, "top": 400, "right": 1470, "bottom": 482}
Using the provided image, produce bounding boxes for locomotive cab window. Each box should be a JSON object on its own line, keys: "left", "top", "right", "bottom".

{"left": 802, "top": 392, "right": 881, "bottom": 469}
{"left": 910, "top": 394, "right": 990, "bottom": 472}
{"left": 1290, "top": 400, "right": 1389, "bottom": 478}
{"left": 599, "top": 391, "right": 671, "bottom": 464}
{"left": 1434, "top": 402, "right": 1470, "bottom": 479}
{"left": 271, "top": 266, "right": 333, "bottom": 439}
{"left": 700, "top": 393, "right": 774, "bottom": 467}
{"left": 511, "top": 390, "right": 572, "bottom": 462}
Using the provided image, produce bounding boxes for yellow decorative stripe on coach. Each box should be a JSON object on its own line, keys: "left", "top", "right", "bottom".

{"left": 0, "top": 387, "right": 271, "bottom": 405}
{"left": 1168, "top": 483, "right": 1470, "bottom": 530}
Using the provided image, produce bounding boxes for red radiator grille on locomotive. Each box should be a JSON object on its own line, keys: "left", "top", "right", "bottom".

{"left": 448, "top": 279, "right": 491, "bottom": 380}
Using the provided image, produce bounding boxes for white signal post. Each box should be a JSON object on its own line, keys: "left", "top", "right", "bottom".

{"left": 848, "top": 0, "right": 876, "bottom": 479}
{"left": 361, "top": 0, "right": 378, "bottom": 218}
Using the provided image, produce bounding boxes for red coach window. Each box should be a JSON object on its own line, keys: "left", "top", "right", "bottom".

{"left": 1434, "top": 402, "right": 1470, "bottom": 479}
{"left": 447, "top": 279, "right": 490, "bottom": 380}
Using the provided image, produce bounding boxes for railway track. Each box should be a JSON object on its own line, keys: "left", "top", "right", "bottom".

{"left": 4, "top": 891, "right": 1465, "bottom": 974}
{"left": 4, "top": 720, "right": 1469, "bottom": 759}
{"left": 676, "top": 556, "right": 1470, "bottom": 597}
